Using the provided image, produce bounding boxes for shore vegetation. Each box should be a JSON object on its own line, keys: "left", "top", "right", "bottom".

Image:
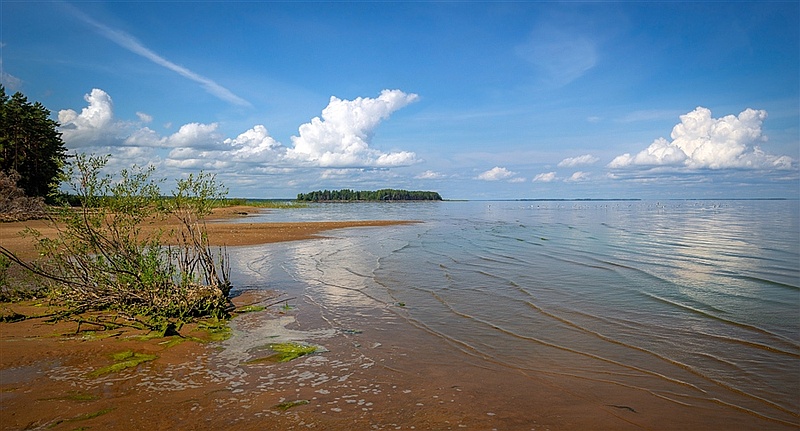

{"left": 0, "top": 153, "right": 232, "bottom": 330}
{"left": 297, "top": 188, "right": 442, "bottom": 202}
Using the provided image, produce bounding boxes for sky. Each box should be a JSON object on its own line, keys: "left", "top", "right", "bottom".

{"left": 2, "top": 1, "right": 798, "bottom": 200}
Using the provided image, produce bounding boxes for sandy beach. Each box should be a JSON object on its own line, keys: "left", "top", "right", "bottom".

{"left": 1, "top": 207, "right": 793, "bottom": 430}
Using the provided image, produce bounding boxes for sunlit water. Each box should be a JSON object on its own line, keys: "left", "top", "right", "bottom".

{"left": 226, "top": 200, "right": 799, "bottom": 425}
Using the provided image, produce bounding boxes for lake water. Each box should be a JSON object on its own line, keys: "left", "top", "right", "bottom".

{"left": 226, "top": 200, "right": 799, "bottom": 427}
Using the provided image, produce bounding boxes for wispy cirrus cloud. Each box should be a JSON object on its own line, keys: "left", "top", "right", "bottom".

{"left": 516, "top": 24, "right": 598, "bottom": 88}
{"left": 65, "top": 3, "right": 251, "bottom": 108}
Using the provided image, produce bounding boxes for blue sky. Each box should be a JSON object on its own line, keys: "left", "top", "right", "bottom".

{"left": 2, "top": 1, "right": 798, "bottom": 199}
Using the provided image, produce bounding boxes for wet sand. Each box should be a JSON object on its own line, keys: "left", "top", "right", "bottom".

{"left": 1, "top": 207, "right": 794, "bottom": 430}
{"left": 0, "top": 206, "right": 414, "bottom": 260}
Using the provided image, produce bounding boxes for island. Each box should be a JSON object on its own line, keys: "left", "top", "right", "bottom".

{"left": 296, "top": 189, "right": 443, "bottom": 202}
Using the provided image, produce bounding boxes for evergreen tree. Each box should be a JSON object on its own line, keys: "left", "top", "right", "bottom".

{"left": 0, "top": 86, "right": 67, "bottom": 200}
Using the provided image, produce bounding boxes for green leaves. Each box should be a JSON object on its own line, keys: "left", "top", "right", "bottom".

{"left": 6, "top": 153, "right": 232, "bottom": 322}
{"left": 0, "top": 86, "right": 67, "bottom": 201}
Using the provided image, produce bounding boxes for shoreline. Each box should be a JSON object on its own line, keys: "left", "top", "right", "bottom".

{"left": 0, "top": 206, "right": 425, "bottom": 430}
{"left": 0, "top": 205, "right": 416, "bottom": 260}
{"left": 1, "top": 207, "right": 795, "bottom": 430}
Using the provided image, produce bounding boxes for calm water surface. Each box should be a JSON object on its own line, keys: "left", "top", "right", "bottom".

{"left": 228, "top": 200, "right": 799, "bottom": 426}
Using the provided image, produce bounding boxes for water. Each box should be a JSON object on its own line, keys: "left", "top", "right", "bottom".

{"left": 227, "top": 200, "right": 800, "bottom": 426}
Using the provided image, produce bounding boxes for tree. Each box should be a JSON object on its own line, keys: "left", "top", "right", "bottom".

{"left": 0, "top": 86, "right": 67, "bottom": 201}
{"left": 297, "top": 188, "right": 443, "bottom": 202}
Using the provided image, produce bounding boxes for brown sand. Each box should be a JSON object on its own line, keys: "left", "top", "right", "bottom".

{"left": 0, "top": 206, "right": 414, "bottom": 260}
{"left": 1, "top": 208, "right": 794, "bottom": 430}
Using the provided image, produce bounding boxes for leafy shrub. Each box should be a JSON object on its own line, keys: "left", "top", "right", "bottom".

{"left": 0, "top": 154, "right": 232, "bottom": 321}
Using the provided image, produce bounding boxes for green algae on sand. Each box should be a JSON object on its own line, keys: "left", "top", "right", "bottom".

{"left": 246, "top": 342, "right": 318, "bottom": 364}
{"left": 87, "top": 350, "right": 157, "bottom": 378}
{"left": 274, "top": 399, "right": 310, "bottom": 411}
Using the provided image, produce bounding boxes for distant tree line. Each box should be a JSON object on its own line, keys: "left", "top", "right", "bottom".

{"left": 296, "top": 189, "right": 442, "bottom": 202}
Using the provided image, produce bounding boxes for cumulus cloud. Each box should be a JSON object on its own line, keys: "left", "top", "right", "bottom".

{"left": 58, "top": 88, "right": 124, "bottom": 147}
{"left": 58, "top": 88, "right": 419, "bottom": 185}
{"left": 609, "top": 107, "right": 795, "bottom": 170}
{"left": 533, "top": 172, "right": 557, "bottom": 182}
{"left": 163, "top": 125, "right": 285, "bottom": 169}
{"left": 286, "top": 89, "right": 420, "bottom": 167}
{"left": 164, "top": 123, "right": 223, "bottom": 149}
{"left": 558, "top": 154, "right": 599, "bottom": 167}
{"left": 477, "top": 166, "right": 517, "bottom": 181}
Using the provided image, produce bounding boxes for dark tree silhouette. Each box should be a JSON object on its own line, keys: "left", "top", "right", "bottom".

{"left": 0, "top": 86, "right": 67, "bottom": 201}
{"left": 297, "top": 189, "right": 442, "bottom": 202}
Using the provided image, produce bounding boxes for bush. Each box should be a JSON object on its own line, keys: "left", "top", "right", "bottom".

{"left": 0, "top": 154, "right": 232, "bottom": 322}
{"left": 0, "top": 170, "right": 47, "bottom": 221}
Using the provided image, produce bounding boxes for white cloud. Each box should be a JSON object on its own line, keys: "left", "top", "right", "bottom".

{"left": 58, "top": 88, "right": 420, "bottom": 187}
{"left": 477, "top": 166, "right": 517, "bottom": 181}
{"left": 0, "top": 60, "right": 22, "bottom": 91}
{"left": 123, "top": 127, "right": 162, "bottom": 147}
{"left": 558, "top": 154, "right": 599, "bottom": 167}
{"left": 609, "top": 107, "right": 795, "bottom": 170}
{"left": 319, "top": 168, "right": 355, "bottom": 180}
{"left": 286, "top": 89, "right": 420, "bottom": 167}
{"left": 136, "top": 112, "right": 153, "bottom": 123}
{"left": 566, "top": 171, "right": 589, "bottom": 182}
{"left": 164, "top": 123, "right": 223, "bottom": 149}
{"left": 121, "top": 122, "right": 224, "bottom": 149}
{"left": 415, "top": 170, "right": 446, "bottom": 180}
{"left": 58, "top": 88, "right": 124, "bottom": 147}
{"left": 533, "top": 172, "right": 557, "bottom": 182}
{"left": 163, "top": 125, "right": 284, "bottom": 169}
{"left": 224, "top": 125, "right": 284, "bottom": 163}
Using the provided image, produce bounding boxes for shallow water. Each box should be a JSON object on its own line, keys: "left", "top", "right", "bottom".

{"left": 227, "top": 200, "right": 800, "bottom": 427}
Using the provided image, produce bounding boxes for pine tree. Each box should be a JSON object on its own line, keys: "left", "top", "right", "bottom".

{"left": 0, "top": 86, "right": 67, "bottom": 201}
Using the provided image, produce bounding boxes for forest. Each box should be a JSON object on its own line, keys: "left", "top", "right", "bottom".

{"left": 296, "top": 189, "right": 442, "bottom": 202}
